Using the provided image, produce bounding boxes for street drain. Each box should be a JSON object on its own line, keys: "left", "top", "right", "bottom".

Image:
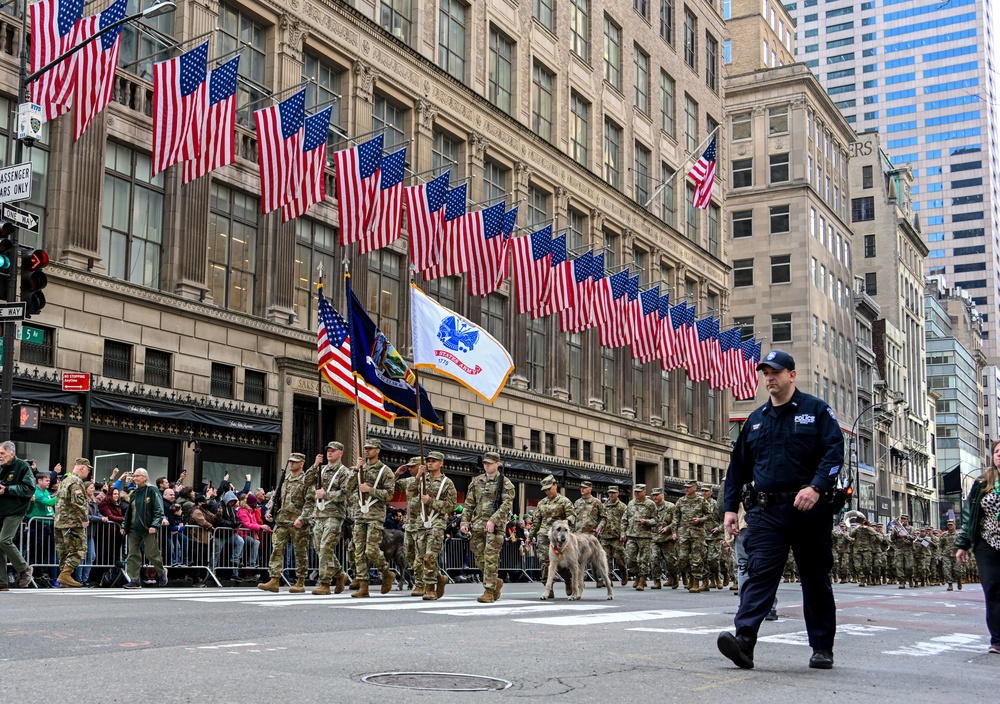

{"left": 361, "top": 672, "right": 512, "bottom": 691}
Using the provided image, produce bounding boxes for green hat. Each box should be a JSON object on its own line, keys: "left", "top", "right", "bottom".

{"left": 634, "top": 483, "right": 646, "bottom": 492}
{"left": 947, "top": 519, "right": 955, "bottom": 525}
{"left": 651, "top": 488, "right": 663, "bottom": 496}
{"left": 364, "top": 439, "right": 381, "bottom": 449}
{"left": 74, "top": 458, "right": 92, "bottom": 468}
{"left": 454, "top": 505, "right": 463, "bottom": 514}
{"left": 427, "top": 451, "right": 445, "bottom": 461}
{"left": 607, "top": 486, "right": 619, "bottom": 494}
{"left": 406, "top": 456, "right": 424, "bottom": 466}
{"left": 484, "top": 451, "right": 501, "bottom": 463}
{"left": 287, "top": 452, "right": 306, "bottom": 463}
{"left": 326, "top": 441, "right": 344, "bottom": 451}
{"left": 541, "top": 475, "right": 557, "bottom": 489}
{"left": 899, "top": 514, "right": 909, "bottom": 520}
{"left": 581, "top": 481, "right": 593, "bottom": 488}
{"left": 685, "top": 479, "right": 698, "bottom": 488}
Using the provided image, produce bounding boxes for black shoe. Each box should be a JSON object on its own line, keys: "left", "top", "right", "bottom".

{"left": 718, "top": 631, "right": 755, "bottom": 669}
{"left": 16, "top": 571, "right": 32, "bottom": 589}
{"left": 809, "top": 649, "right": 834, "bottom": 669}
{"left": 765, "top": 608, "right": 778, "bottom": 621}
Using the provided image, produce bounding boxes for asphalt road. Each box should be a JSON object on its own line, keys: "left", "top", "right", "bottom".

{"left": 1, "top": 577, "right": 995, "bottom": 703}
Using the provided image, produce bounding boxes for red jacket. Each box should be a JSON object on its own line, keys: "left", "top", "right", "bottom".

{"left": 237, "top": 506, "right": 264, "bottom": 538}
{"left": 99, "top": 499, "right": 124, "bottom": 524}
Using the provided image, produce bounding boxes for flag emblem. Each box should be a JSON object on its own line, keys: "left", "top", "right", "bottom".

{"left": 437, "top": 316, "right": 480, "bottom": 353}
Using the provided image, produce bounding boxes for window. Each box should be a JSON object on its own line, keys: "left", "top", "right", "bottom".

{"left": 570, "top": 438, "right": 580, "bottom": 460}
{"left": 708, "top": 203, "right": 719, "bottom": 256}
{"left": 769, "top": 205, "right": 789, "bottom": 234}
{"left": 452, "top": 413, "right": 466, "bottom": 440}
{"left": 527, "top": 185, "right": 550, "bottom": 226}
{"left": 632, "top": 360, "right": 645, "bottom": 419}
{"left": 684, "top": 8, "right": 697, "bottom": 69}
{"left": 634, "top": 45, "right": 650, "bottom": 114}
{"left": 769, "top": 153, "right": 789, "bottom": 183}
{"left": 380, "top": 0, "right": 412, "bottom": 42}
{"left": 864, "top": 234, "right": 875, "bottom": 257}
{"left": 706, "top": 34, "right": 718, "bottom": 91}
{"left": 862, "top": 164, "right": 873, "bottom": 189}
{"left": 570, "top": 0, "right": 590, "bottom": 60}
{"left": 684, "top": 94, "right": 698, "bottom": 153}
{"left": 209, "top": 183, "right": 258, "bottom": 314}
{"left": 426, "top": 276, "right": 459, "bottom": 317}
{"left": 769, "top": 105, "right": 788, "bottom": 135}
{"left": 367, "top": 250, "right": 402, "bottom": 342}
{"left": 545, "top": 433, "right": 556, "bottom": 455}
{"left": 483, "top": 160, "right": 509, "bottom": 204}
{"left": 102, "top": 143, "right": 164, "bottom": 289}
{"left": 432, "top": 129, "right": 459, "bottom": 176}
{"left": 244, "top": 370, "right": 267, "bottom": 405}
{"left": 617, "top": 448, "right": 625, "bottom": 468}
{"left": 602, "top": 347, "right": 616, "bottom": 412}
{"left": 303, "top": 54, "right": 345, "bottom": 152}
{"left": 604, "top": 15, "right": 622, "bottom": 90}
{"left": 733, "top": 258, "right": 754, "bottom": 287}
{"left": 732, "top": 158, "right": 752, "bottom": 188}
{"left": 502, "top": 423, "right": 515, "bottom": 449}
{"left": 481, "top": 293, "right": 506, "bottom": 346}
{"left": 527, "top": 316, "right": 546, "bottom": 392}
{"left": 438, "top": 0, "right": 467, "bottom": 81}
{"left": 605, "top": 446, "right": 614, "bottom": 466}
{"left": 634, "top": 0, "right": 649, "bottom": 19}
{"left": 569, "top": 92, "right": 590, "bottom": 167}
{"left": 660, "top": 72, "right": 676, "bottom": 137}
{"left": 661, "top": 0, "right": 674, "bottom": 44}
{"left": 533, "top": 0, "right": 555, "bottom": 30}
{"left": 603, "top": 118, "right": 622, "bottom": 188}
{"left": 732, "top": 210, "right": 753, "bottom": 238}
{"left": 103, "top": 341, "right": 132, "bottom": 381}
{"left": 218, "top": 4, "right": 266, "bottom": 127}
{"left": 211, "top": 362, "right": 235, "bottom": 399}
{"left": 294, "top": 220, "right": 336, "bottom": 329}
{"left": 723, "top": 39, "right": 731, "bottom": 64}
{"left": 532, "top": 62, "right": 555, "bottom": 142}
{"left": 732, "top": 112, "right": 751, "bottom": 141}
{"left": 372, "top": 95, "right": 406, "bottom": 150}
{"left": 634, "top": 143, "right": 651, "bottom": 205}
{"left": 771, "top": 254, "right": 791, "bottom": 284}
{"left": 529, "top": 429, "right": 541, "bottom": 453}
{"left": 852, "top": 196, "right": 875, "bottom": 221}
{"left": 568, "top": 332, "right": 582, "bottom": 403}
{"left": 864, "top": 272, "right": 877, "bottom": 295}
{"left": 812, "top": 315, "right": 819, "bottom": 344}
{"left": 771, "top": 313, "right": 792, "bottom": 343}
{"left": 489, "top": 27, "right": 514, "bottom": 114}
{"left": 660, "top": 162, "right": 676, "bottom": 225}
{"left": 733, "top": 316, "right": 754, "bottom": 341}
{"left": 139, "top": 348, "right": 171, "bottom": 388}
{"left": 686, "top": 184, "right": 698, "bottom": 242}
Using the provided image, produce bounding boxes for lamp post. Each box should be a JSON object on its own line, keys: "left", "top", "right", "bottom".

{"left": 0, "top": 0, "right": 176, "bottom": 440}
{"left": 847, "top": 400, "right": 898, "bottom": 512}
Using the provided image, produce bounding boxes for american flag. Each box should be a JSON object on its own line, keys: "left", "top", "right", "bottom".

{"left": 255, "top": 89, "right": 306, "bottom": 214}
{"left": 559, "top": 250, "right": 595, "bottom": 334}
{"left": 709, "top": 324, "right": 730, "bottom": 389}
{"left": 335, "top": 134, "right": 383, "bottom": 245}
{"left": 669, "top": 302, "right": 694, "bottom": 370}
{"left": 316, "top": 284, "right": 393, "bottom": 421}
{"left": 465, "top": 202, "right": 508, "bottom": 296}
{"left": 720, "top": 328, "right": 745, "bottom": 390}
{"left": 534, "top": 234, "right": 576, "bottom": 317}
{"left": 512, "top": 225, "right": 553, "bottom": 315}
{"left": 688, "top": 316, "right": 719, "bottom": 383}
{"left": 280, "top": 106, "right": 333, "bottom": 222}
{"left": 688, "top": 135, "right": 717, "bottom": 209}
{"left": 495, "top": 205, "right": 519, "bottom": 286}
{"left": 404, "top": 170, "right": 450, "bottom": 272}
{"left": 72, "top": 0, "right": 127, "bottom": 141}
{"left": 182, "top": 54, "right": 240, "bottom": 184}
{"left": 152, "top": 41, "right": 208, "bottom": 176}
{"left": 359, "top": 148, "right": 406, "bottom": 251}
{"left": 734, "top": 339, "right": 762, "bottom": 400}
{"left": 595, "top": 269, "right": 631, "bottom": 348}
{"left": 29, "top": 0, "right": 83, "bottom": 121}
{"left": 657, "top": 293, "right": 679, "bottom": 371}
{"left": 422, "top": 184, "right": 469, "bottom": 281}
{"left": 630, "top": 286, "right": 661, "bottom": 363}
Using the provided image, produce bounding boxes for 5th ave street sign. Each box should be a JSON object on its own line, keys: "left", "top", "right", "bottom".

{"left": 0, "top": 162, "right": 31, "bottom": 204}
{"left": 1, "top": 204, "right": 38, "bottom": 232}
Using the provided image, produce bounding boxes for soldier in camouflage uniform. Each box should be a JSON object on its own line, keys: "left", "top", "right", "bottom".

{"left": 529, "top": 474, "right": 577, "bottom": 598}
{"left": 301, "top": 441, "right": 350, "bottom": 596}
{"left": 258, "top": 452, "right": 312, "bottom": 594}
{"left": 596, "top": 486, "right": 628, "bottom": 586}
{"left": 573, "top": 481, "right": 602, "bottom": 534}
{"left": 891, "top": 514, "right": 917, "bottom": 588}
{"left": 849, "top": 519, "right": 877, "bottom": 586}
{"left": 649, "top": 488, "right": 676, "bottom": 589}
{"left": 461, "top": 451, "right": 514, "bottom": 603}
{"left": 939, "top": 519, "right": 963, "bottom": 591}
{"left": 872, "top": 523, "right": 890, "bottom": 585}
{"left": 622, "top": 484, "right": 657, "bottom": 591}
{"left": 701, "top": 486, "right": 725, "bottom": 589}
{"left": 54, "top": 459, "right": 91, "bottom": 588}
{"left": 418, "top": 451, "right": 457, "bottom": 601}
{"left": 832, "top": 523, "right": 850, "bottom": 583}
{"left": 394, "top": 456, "right": 428, "bottom": 596}
{"left": 673, "top": 479, "right": 712, "bottom": 592}
{"left": 343, "top": 439, "right": 397, "bottom": 597}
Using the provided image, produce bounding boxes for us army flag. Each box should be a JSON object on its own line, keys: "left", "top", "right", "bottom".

{"left": 411, "top": 284, "right": 514, "bottom": 403}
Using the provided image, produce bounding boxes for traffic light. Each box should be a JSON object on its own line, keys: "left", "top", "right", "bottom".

{"left": 19, "top": 248, "right": 49, "bottom": 318}
{"left": 0, "top": 222, "right": 14, "bottom": 302}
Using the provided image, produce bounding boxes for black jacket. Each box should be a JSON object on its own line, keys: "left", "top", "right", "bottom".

{"left": 956, "top": 479, "right": 987, "bottom": 551}
{"left": 0, "top": 457, "right": 36, "bottom": 520}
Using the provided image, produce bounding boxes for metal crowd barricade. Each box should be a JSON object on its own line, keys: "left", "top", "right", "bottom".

{"left": 498, "top": 540, "right": 530, "bottom": 582}
{"left": 21, "top": 516, "right": 56, "bottom": 587}
{"left": 441, "top": 536, "right": 480, "bottom": 583}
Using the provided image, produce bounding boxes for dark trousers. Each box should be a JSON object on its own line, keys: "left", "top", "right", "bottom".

{"left": 735, "top": 504, "right": 836, "bottom": 650}
{"left": 974, "top": 541, "right": 1000, "bottom": 646}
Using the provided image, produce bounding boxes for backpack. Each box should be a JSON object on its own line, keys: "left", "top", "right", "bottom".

{"left": 100, "top": 567, "right": 125, "bottom": 588}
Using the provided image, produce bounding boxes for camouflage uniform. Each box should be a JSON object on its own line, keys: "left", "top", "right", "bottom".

{"left": 462, "top": 470, "right": 514, "bottom": 591}
{"left": 266, "top": 469, "right": 311, "bottom": 581}
{"left": 872, "top": 529, "right": 890, "bottom": 584}
{"left": 416, "top": 472, "right": 457, "bottom": 590}
{"left": 573, "top": 495, "right": 603, "bottom": 534}
{"left": 850, "top": 524, "right": 877, "bottom": 585}
{"left": 529, "top": 485, "right": 576, "bottom": 583}
{"left": 650, "top": 498, "right": 676, "bottom": 587}
{"left": 300, "top": 461, "right": 349, "bottom": 584}
{"left": 54, "top": 473, "right": 88, "bottom": 573}
{"left": 939, "top": 526, "right": 963, "bottom": 587}
{"left": 622, "top": 493, "right": 657, "bottom": 583}
{"left": 891, "top": 519, "right": 917, "bottom": 586}
{"left": 673, "top": 493, "right": 711, "bottom": 586}
{"left": 702, "top": 495, "right": 724, "bottom": 586}
{"left": 831, "top": 528, "right": 847, "bottom": 581}
{"left": 597, "top": 494, "right": 628, "bottom": 580}
{"left": 395, "top": 473, "right": 427, "bottom": 587}
{"left": 344, "top": 460, "right": 396, "bottom": 580}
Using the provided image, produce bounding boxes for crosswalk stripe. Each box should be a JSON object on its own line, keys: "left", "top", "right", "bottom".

{"left": 343, "top": 598, "right": 537, "bottom": 611}
{"left": 513, "top": 609, "right": 706, "bottom": 626}
{"left": 175, "top": 594, "right": 419, "bottom": 605}
{"left": 425, "top": 604, "right": 619, "bottom": 617}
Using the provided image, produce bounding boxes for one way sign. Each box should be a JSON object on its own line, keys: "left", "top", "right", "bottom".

{"left": 1, "top": 204, "right": 38, "bottom": 232}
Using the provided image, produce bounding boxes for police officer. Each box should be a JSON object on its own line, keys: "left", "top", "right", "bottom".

{"left": 718, "top": 349, "right": 844, "bottom": 671}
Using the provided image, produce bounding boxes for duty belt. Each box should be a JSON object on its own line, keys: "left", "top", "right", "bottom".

{"left": 756, "top": 490, "right": 800, "bottom": 508}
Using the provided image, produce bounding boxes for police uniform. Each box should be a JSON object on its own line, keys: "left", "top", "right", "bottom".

{"left": 719, "top": 350, "right": 844, "bottom": 670}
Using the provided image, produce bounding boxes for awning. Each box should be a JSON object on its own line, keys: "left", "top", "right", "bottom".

{"left": 90, "top": 395, "right": 281, "bottom": 434}
{"left": 13, "top": 385, "right": 80, "bottom": 405}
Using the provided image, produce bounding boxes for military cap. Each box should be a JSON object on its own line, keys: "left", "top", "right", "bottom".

{"left": 541, "top": 474, "right": 557, "bottom": 489}
{"left": 406, "top": 456, "right": 424, "bottom": 466}
{"left": 287, "top": 452, "right": 306, "bottom": 463}
{"left": 73, "top": 458, "right": 92, "bottom": 468}
{"left": 326, "top": 441, "right": 344, "bottom": 451}
{"left": 607, "top": 485, "right": 620, "bottom": 494}
{"left": 427, "top": 451, "right": 445, "bottom": 461}
{"left": 363, "top": 439, "right": 381, "bottom": 449}
{"left": 651, "top": 488, "right": 663, "bottom": 496}
{"left": 483, "top": 451, "right": 501, "bottom": 463}
{"left": 899, "top": 513, "right": 910, "bottom": 520}
{"left": 946, "top": 519, "right": 955, "bottom": 525}
{"left": 684, "top": 479, "right": 698, "bottom": 488}
{"left": 634, "top": 483, "right": 646, "bottom": 492}
{"left": 581, "top": 481, "right": 593, "bottom": 488}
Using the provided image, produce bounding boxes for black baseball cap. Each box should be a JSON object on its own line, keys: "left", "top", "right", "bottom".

{"left": 756, "top": 349, "right": 795, "bottom": 372}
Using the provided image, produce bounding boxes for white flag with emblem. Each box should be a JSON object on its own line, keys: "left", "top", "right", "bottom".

{"left": 411, "top": 284, "right": 514, "bottom": 403}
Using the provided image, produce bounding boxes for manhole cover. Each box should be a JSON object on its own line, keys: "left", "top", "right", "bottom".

{"left": 361, "top": 672, "right": 512, "bottom": 691}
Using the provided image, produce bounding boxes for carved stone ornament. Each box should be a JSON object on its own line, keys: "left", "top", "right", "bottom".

{"left": 623, "top": 229, "right": 636, "bottom": 251}
{"left": 470, "top": 132, "right": 490, "bottom": 161}
{"left": 590, "top": 208, "right": 605, "bottom": 232}
{"left": 515, "top": 160, "right": 532, "bottom": 190}
{"left": 753, "top": 105, "right": 766, "bottom": 116}
{"left": 737, "top": 144, "right": 747, "bottom": 156}
{"left": 773, "top": 138, "right": 784, "bottom": 150}
{"left": 790, "top": 98, "right": 806, "bottom": 110}
{"left": 280, "top": 13, "right": 306, "bottom": 53}
{"left": 417, "top": 97, "right": 437, "bottom": 131}
{"left": 354, "top": 61, "right": 377, "bottom": 103}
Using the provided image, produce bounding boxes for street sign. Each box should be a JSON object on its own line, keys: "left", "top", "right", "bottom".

{"left": 0, "top": 302, "right": 25, "bottom": 320}
{"left": 62, "top": 372, "right": 91, "bottom": 391}
{"left": 16, "top": 325, "right": 43, "bottom": 344}
{"left": 0, "top": 162, "right": 31, "bottom": 204}
{"left": 16, "top": 103, "right": 42, "bottom": 142}
{"left": 1, "top": 204, "right": 38, "bottom": 232}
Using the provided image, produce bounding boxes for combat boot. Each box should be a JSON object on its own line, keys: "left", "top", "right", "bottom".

{"left": 57, "top": 569, "right": 81, "bottom": 588}
{"left": 947, "top": 583, "right": 953, "bottom": 591}
{"left": 289, "top": 576, "right": 306, "bottom": 594}
{"left": 257, "top": 577, "right": 280, "bottom": 593}
{"left": 437, "top": 574, "right": 448, "bottom": 598}
{"left": 687, "top": 581, "right": 701, "bottom": 593}
{"left": 312, "top": 581, "right": 331, "bottom": 595}
{"left": 351, "top": 581, "right": 370, "bottom": 598}
{"left": 652, "top": 578, "right": 662, "bottom": 589}
{"left": 494, "top": 578, "right": 504, "bottom": 600}
{"left": 410, "top": 584, "right": 425, "bottom": 597}
{"left": 620, "top": 568, "right": 629, "bottom": 587}
{"left": 334, "top": 573, "right": 349, "bottom": 594}
{"left": 477, "top": 588, "right": 496, "bottom": 603}
{"left": 422, "top": 588, "right": 440, "bottom": 601}
{"left": 898, "top": 581, "right": 906, "bottom": 589}
{"left": 671, "top": 575, "right": 680, "bottom": 590}
{"left": 708, "top": 576, "right": 718, "bottom": 589}
{"left": 635, "top": 576, "right": 645, "bottom": 592}
{"left": 958, "top": 578, "right": 963, "bottom": 590}
{"left": 702, "top": 578, "right": 712, "bottom": 592}
{"left": 381, "top": 570, "right": 395, "bottom": 594}
{"left": 718, "top": 574, "right": 728, "bottom": 589}
{"left": 349, "top": 576, "right": 360, "bottom": 589}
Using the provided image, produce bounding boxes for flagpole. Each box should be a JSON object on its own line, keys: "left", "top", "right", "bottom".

{"left": 344, "top": 261, "right": 367, "bottom": 510}
{"left": 642, "top": 126, "right": 719, "bottom": 209}
{"left": 316, "top": 263, "right": 325, "bottom": 458}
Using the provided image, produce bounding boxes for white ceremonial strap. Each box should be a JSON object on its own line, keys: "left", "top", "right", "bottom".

{"left": 425, "top": 476, "right": 452, "bottom": 527}
{"left": 360, "top": 464, "right": 390, "bottom": 512}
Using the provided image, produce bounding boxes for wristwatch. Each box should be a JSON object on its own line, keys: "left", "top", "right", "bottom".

{"left": 808, "top": 484, "right": 823, "bottom": 495}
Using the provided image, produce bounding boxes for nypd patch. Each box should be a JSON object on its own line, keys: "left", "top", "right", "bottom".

{"left": 829, "top": 465, "right": 841, "bottom": 476}
{"left": 827, "top": 407, "right": 837, "bottom": 421}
